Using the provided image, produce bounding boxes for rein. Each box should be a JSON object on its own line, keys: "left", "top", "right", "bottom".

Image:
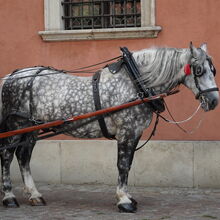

{"left": 0, "top": 56, "right": 122, "bottom": 81}
{"left": 65, "top": 56, "right": 122, "bottom": 72}
{"left": 134, "top": 99, "right": 204, "bottom": 152}
{"left": 158, "top": 102, "right": 203, "bottom": 134}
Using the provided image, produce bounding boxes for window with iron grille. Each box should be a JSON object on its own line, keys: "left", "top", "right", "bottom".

{"left": 62, "top": 0, "right": 141, "bottom": 30}
{"left": 39, "top": 0, "right": 161, "bottom": 41}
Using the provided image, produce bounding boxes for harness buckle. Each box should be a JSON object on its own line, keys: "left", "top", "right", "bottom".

{"left": 137, "top": 92, "right": 144, "bottom": 99}
{"left": 29, "top": 118, "right": 42, "bottom": 125}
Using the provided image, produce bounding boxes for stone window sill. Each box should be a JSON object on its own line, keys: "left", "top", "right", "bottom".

{"left": 38, "top": 26, "right": 162, "bottom": 41}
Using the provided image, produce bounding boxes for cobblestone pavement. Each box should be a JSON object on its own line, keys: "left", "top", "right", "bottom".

{"left": 1, "top": 183, "right": 220, "bottom": 220}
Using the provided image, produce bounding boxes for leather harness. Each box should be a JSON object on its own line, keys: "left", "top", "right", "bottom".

{"left": 1, "top": 67, "right": 50, "bottom": 128}
{"left": 92, "top": 47, "right": 165, "bottom": 139}
{"left": 2, "top": 48, "right": 218, "bottom": 142}
{"left": 92, "top": 71, "right": 115, "bottom": 139}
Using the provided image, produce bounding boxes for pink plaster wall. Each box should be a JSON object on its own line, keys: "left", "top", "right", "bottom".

{"left": 0, "top": 0, "right": 220, "bottom": 140}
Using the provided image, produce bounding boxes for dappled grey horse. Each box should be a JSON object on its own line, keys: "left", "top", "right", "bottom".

{"left": 0, "top": 42, "right": 219, "bottom": 212}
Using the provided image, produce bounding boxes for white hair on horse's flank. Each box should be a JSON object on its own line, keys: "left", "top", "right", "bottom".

{"left": 133, "top": 47, "right": 191, "bottom": 91}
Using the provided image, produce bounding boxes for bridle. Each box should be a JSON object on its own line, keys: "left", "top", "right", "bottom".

{"left": 185, "top": 55, "right": 219, "bottom": 99}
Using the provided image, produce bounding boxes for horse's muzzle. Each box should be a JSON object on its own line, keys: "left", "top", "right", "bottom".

{"left": 199, "top": 91, "right": 219, "bottom": 111}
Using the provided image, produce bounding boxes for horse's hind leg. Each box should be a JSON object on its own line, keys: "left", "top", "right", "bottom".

{"left": 15, "top": 134, "right": 46, "bottom": 206}
{"left": 1, "top": 140, "right": 19, "bottom": 207}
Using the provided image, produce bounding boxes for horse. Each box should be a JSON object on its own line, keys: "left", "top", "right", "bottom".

{"left": 0, "top": 42, "right": 218, "bottom": 212}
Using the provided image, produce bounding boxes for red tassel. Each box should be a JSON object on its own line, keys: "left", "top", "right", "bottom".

{"left": 184, "top": 64, "right": 191, "bottom": 75}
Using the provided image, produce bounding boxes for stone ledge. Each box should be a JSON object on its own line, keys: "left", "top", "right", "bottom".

{"left": 38, "top": 26, "right": 162, "bottom": 41}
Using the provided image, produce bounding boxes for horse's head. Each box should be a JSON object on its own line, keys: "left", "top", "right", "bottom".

{"left": 183, "top": 42, "right": 219, "bottom": 111}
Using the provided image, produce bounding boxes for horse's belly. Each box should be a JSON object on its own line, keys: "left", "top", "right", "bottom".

{"left": 63, "top": 120, "right": 103, "bottom": 138}
{"left": 53, "top": 116, "right": 116, "bottom": 139}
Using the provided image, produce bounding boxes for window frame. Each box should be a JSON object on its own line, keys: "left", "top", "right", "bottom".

{"left": 39, "top": 0, "right": 161, "bottom": 41}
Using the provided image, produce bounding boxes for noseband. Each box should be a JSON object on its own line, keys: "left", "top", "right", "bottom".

{"left": 185, "top": 57, "right": 219, "bottom": 99}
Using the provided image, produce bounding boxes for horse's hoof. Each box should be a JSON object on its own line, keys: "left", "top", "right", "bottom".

{"left": 118, "top": 202, "right": 137, "bottom": 213}
{"left": 3, "top": 197, "right": 20, "bottom": 208}
{"left": 29, "top": 197, "right": 46, "bottom": 206}
{"left": 130, "top": 198, "right": 138, "bottom": 206}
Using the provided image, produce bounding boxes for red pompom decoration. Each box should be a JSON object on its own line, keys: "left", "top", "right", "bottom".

{"left": 184, "top": 64, "right": 191, "bottom": 75}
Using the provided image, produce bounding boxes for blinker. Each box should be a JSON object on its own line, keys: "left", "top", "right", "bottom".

{"left": 184, "top": 64, "right": 191, "bottom": 75}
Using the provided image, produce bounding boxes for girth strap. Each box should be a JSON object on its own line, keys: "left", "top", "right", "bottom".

{"left": 92, "top": 71, "right": 115, "bottom": 139}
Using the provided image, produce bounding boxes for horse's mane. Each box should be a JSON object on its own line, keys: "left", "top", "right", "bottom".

{"left": 133, "top": 47, "right": 190, "bottom": 91}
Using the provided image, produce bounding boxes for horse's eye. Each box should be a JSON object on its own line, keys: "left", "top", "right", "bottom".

{"left": 195, "top": 66, "right": 203, "bottom": 76}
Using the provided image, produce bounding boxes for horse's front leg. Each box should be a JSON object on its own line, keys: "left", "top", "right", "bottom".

{"left": 116, "top": 135, "right": 141, "bottom": 213}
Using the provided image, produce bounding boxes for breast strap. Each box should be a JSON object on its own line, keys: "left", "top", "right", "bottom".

{"left": 92, "top": 71, "right": 115, "bottom": 139}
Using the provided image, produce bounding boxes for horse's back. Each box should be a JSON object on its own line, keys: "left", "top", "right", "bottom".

{"left": 1, "top": 67, "right": 94, "bottom": 122}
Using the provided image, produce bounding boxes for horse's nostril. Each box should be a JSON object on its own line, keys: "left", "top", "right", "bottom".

{"left": 211, "top": 99, "right": 218, "bottom": 109}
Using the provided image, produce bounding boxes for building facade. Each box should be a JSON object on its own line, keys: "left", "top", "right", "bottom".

{"left": 1, "top": 0, "right": 220, "bottom": 187}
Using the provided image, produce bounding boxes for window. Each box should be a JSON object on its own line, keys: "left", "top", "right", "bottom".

{"left": 39, "top": 0, "right": 161, "bottom": 41}
{"left": 62, "top": 0, "right": 141, "bottom": 30}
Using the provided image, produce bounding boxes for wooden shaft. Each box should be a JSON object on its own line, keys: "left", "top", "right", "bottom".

{"left": 0, "top": 92, "right": 173, "bottom": 139}
{"left": 0, "top": 120, "right": 64, "bottom": 139}
{"left": 66, "top": 93, "right": 166, "bottom": 123}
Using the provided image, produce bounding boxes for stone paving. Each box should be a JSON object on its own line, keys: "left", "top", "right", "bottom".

{"left": 1, "top": 183, "right": 220, "bottom": 220}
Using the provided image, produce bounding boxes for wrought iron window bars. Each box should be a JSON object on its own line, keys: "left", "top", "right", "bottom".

{"left": 62, "top": 0, "right": 141, "bottom": 30}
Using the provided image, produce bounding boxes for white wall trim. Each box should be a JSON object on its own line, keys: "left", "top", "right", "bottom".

{"left": 40, "top": 0, "right": 161, "bottom": 41}
{"left": 39, "top": 26, "right": 161, "bottom": 41}
{"left": 44, "top": 0, "right": 64, "bottom": 31}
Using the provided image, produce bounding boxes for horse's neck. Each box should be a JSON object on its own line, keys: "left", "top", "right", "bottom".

{"left": 133, "top": 48, "right": 191, "bottom": 93}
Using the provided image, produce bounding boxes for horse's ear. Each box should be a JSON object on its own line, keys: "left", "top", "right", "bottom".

{"left": 200, "top": 43, "right": 208, "bottom": 52}
{"left": 189, "top": 41, "right": 197, "bottom": 57}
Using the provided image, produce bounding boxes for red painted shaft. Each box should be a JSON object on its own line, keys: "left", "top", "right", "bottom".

{"left": 0, "top": 92, "right": 175, "bottom": 139}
